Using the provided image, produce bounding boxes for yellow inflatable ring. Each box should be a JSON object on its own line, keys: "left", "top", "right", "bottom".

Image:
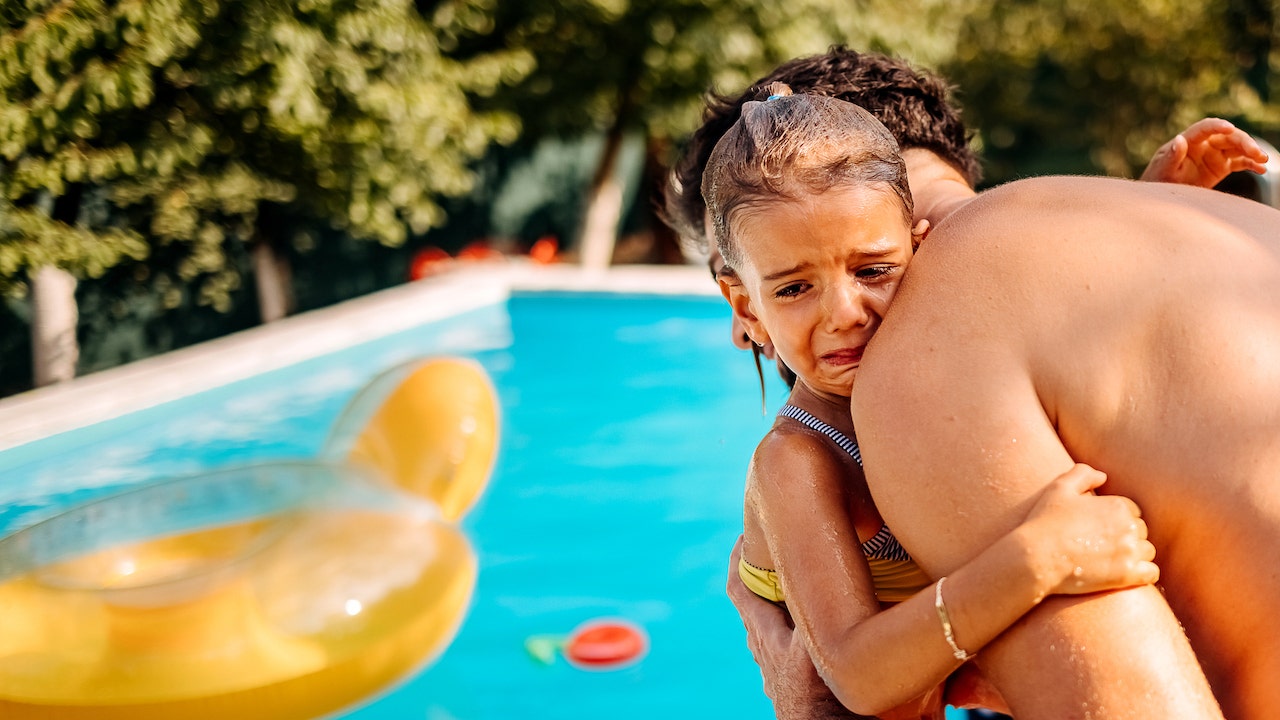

{"left": 324, "top": 356, "right": 500, "bottom": 523}
{"left": 0, "top": 356, "right": 500, "bottom": 720}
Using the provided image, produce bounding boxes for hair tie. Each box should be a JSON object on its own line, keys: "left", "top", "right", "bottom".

{"left": 766, "top": 94, "right": 783, "bottom": 101}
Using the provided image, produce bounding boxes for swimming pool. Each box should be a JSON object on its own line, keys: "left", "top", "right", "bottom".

{"left": 0, "top": 274, "right": 786, "bottom": 718}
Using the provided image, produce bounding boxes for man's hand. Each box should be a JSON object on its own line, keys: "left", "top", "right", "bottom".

{"left": 726, "top": 537, "right": 869, "bottom": 719}
{"left": 945, "top": 661, "right": 1011, "bottom": 714}
{"left": 1141, "top": 118, "right": 1269, "bottom": 188}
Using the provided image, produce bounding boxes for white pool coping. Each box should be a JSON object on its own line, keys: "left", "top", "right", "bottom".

{"left": 0, "top": 262, "right": 719, "bottom": 453}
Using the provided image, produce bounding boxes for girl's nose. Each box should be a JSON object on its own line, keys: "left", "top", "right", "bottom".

{"left": 823, "top": 282, "right": 871, "bottom": 330}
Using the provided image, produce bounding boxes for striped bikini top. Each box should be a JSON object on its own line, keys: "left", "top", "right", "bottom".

{"left": 777, "top": 404, "right": 913, "bottom": 562}
{"left": 737, "top": 404, "right": 931, "bottom": 604}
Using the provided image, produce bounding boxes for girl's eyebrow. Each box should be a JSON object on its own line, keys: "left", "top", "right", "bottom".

{"left": 761, "top": 262, "right": 810, "bottom": 283}
{"left": 761, "top": 244, "right": 902, "bottom": 282}
{"left": 859, "top": 247, "right": 899, "bottom": 260}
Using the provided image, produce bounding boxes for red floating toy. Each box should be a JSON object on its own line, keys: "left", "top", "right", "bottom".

{"left": 564, "top": 619, "right": 648, "bottom": 670}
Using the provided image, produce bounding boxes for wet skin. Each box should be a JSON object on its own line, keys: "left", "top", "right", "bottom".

{"left": 854, "top": 175, "right": 1280, "bottom": 720}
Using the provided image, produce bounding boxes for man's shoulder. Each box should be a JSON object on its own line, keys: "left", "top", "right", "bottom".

{"left": 944, "top": 175, "right": 1134, "bottom": 230}
{"left": 908, "top": 175, "right": 1151, "bottom": 300}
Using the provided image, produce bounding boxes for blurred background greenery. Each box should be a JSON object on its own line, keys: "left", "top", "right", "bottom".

{"left": 2, "top": 0, "right": 1277, "bottom": 396}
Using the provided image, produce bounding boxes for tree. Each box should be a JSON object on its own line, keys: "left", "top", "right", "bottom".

{"left": 0, "top": 0, "right": 531, "bottom": 385}
{"left": 945, "top": 0, "right": 1280, "bottom": 185}
{"left": 458, "top": 0, "right": 971, "bottom": 267}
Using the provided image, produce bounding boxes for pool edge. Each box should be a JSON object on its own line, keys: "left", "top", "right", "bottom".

{"left": 0, "top": 263, "right": 717, "bottom": 453}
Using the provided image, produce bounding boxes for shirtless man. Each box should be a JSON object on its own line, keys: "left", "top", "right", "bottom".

{"left": 846, "top": 174, "right": 1280, "bottom": 720}
{"left": 666, "top": 48, "right": 1271, "bottom": 719}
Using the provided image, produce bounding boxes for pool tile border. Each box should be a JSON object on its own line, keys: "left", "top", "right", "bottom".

{"left": 0, "top": 263, "right": 717, "bottom": 453}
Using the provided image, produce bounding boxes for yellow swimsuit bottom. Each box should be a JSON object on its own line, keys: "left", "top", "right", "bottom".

{"left": 739, "top": 549, "right": 931, "bottom": 605}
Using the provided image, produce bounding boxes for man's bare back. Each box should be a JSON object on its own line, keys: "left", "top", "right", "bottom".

{"left": 853, "top": 175, "right": 1280, "bottom": 719}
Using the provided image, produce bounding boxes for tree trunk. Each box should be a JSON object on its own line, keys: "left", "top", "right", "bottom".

{"left": 640, "top": 135, "right": 686, "bottom": 264}
{"left": 30, "top": 187, "right": 83, "bottom": 387}
{"left": 578, "top": 121, "right": 627, "bottom": 271}
{"left": 578, "top": 81, "right": 638, "bottom": 271}
{"left": 30, "top": 265, "right": 79, "bottom": 387}
{"left": 252, "top": 239, "right": 294, "bottom": 324}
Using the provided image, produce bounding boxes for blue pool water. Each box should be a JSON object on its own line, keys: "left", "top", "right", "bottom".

{"left": 349, "top": 293, "right": 785, "bottom": 718}
{"left": 0, "top": 291, "right": 974, "bottom": 719}
{"left": 0, "top": 292, "right": 785, "bottom": 718}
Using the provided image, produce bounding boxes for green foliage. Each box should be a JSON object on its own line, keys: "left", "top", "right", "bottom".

{"left": 5, "top": 0, "right": 1279, "bottom": 397}
{"left": 456, "top": 0, "right": 972, "bottom": 144}
{"left": 946, "top": 0, "right": 1280, "bottom": 183}
{"left": 0, "top": 0, "right": 533, "bottom": 304}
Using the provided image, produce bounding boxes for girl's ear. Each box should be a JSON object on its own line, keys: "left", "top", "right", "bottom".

{"left": 719, "top": 276, "right": 770, "bottom": 348}
{"left": 911, "top": 219, "right": 931, "bottom": 251}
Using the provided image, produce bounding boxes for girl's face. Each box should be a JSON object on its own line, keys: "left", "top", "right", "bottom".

{"left": 720, "top": 184, "right": 922, "bottom": 400}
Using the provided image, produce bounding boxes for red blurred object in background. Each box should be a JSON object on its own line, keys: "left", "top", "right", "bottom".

{"left": 529, "top": 236, "right": 558, "bottom": 264}
{"left": 408, "top": 246, "right": 452, "bottom": 281}
{"left": 456, "top": 240, "right": 504, "bottom": 262}
{"left": 562, "top": 619, "right": 648, "bottom": 670}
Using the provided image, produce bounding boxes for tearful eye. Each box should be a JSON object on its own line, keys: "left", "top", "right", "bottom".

{"left": 855, "top": 265, "right": 896, "bottom": 281}
{"left": 775, "top": 283, "right": 807, "bottom": 298}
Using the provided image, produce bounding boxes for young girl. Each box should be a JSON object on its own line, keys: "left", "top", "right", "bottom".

{"left": 702, "top": 83, "right": 1160, "bottom": 718}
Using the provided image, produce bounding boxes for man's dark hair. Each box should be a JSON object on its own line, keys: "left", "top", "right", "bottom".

{"left": 663, "top": 47, "right": 981, "bottom": 251}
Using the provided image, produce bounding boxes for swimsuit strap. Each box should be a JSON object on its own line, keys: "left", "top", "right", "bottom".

{"left": 860, "top": 524, "right": 913, "bottom": 562}
{"left": 778, "top": 404, "right": 911, "bottom": 563}
{"left": 778, "top": 404, "right": 863, "bottom": 467}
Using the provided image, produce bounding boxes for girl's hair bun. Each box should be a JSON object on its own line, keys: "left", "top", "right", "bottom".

{"left": 757, "top": 82, "right": 793, "bottom": 102}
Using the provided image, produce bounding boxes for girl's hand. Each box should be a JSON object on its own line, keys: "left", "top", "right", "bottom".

{"left": 1021, "top": 463, "right": 1159, "bottom": 596}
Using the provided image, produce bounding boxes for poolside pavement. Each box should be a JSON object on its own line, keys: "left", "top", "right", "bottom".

{"left": 0, "top": 263, "right": 718, "bottom": 453}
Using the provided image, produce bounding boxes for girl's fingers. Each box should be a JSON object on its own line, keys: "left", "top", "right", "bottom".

{"left": 1141, "top": 539, "right": 1157, "bottom": 561}
{"left": 1138, "top": 560, "right": 1161, "bottom": 584}
{"left": 1135, "top": 518, "right": 1149, "bottom": 540}
{"left": 1181, "top": 118, "right": 1234, "bottom": 144}
{"left": 1167, "top": 134, "right": 1190, "bottom": 164}
{"left": 1108, "top": 494, "right": 1143, "bottom": 519}
{"left": 1059, "top": 463, "right": 1107, "bottom": 494}
{"left": 1203, "top": 132, "right": 1268, "bottom": 162}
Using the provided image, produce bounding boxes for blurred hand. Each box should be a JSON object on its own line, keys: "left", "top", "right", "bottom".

{"left": 1141, "top": 118, "right": 1269, "bottom": 188}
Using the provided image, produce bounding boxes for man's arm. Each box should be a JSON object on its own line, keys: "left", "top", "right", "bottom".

{"left": 850, "top": 285, "right": 1223, "bottom": 719}
{"left": 726, "top": 537, "right": 869, "bottom": 720}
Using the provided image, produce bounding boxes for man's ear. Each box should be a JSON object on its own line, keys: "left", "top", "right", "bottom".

{"left": 719, "top": 276, "right": 769, "bottom": 348}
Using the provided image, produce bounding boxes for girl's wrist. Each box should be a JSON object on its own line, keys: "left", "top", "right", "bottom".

{"left": 1006, "top": 521, "right": 1062, "bottom": 604}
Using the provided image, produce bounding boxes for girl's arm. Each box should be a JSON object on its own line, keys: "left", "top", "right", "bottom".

{"left": 755, "top": 432, "right": 1156, "bottom": 717}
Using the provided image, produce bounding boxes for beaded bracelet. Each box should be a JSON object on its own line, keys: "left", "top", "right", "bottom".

{"left": 934, "top": 576, "right": 975, "bottom": 662}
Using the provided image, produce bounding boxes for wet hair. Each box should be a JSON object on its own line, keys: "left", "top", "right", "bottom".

{"left": 702, "top": 83, "right": 911, "bottom": 273}
{"left": 663, "top": 47, "right": 979, "bottom": 252}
